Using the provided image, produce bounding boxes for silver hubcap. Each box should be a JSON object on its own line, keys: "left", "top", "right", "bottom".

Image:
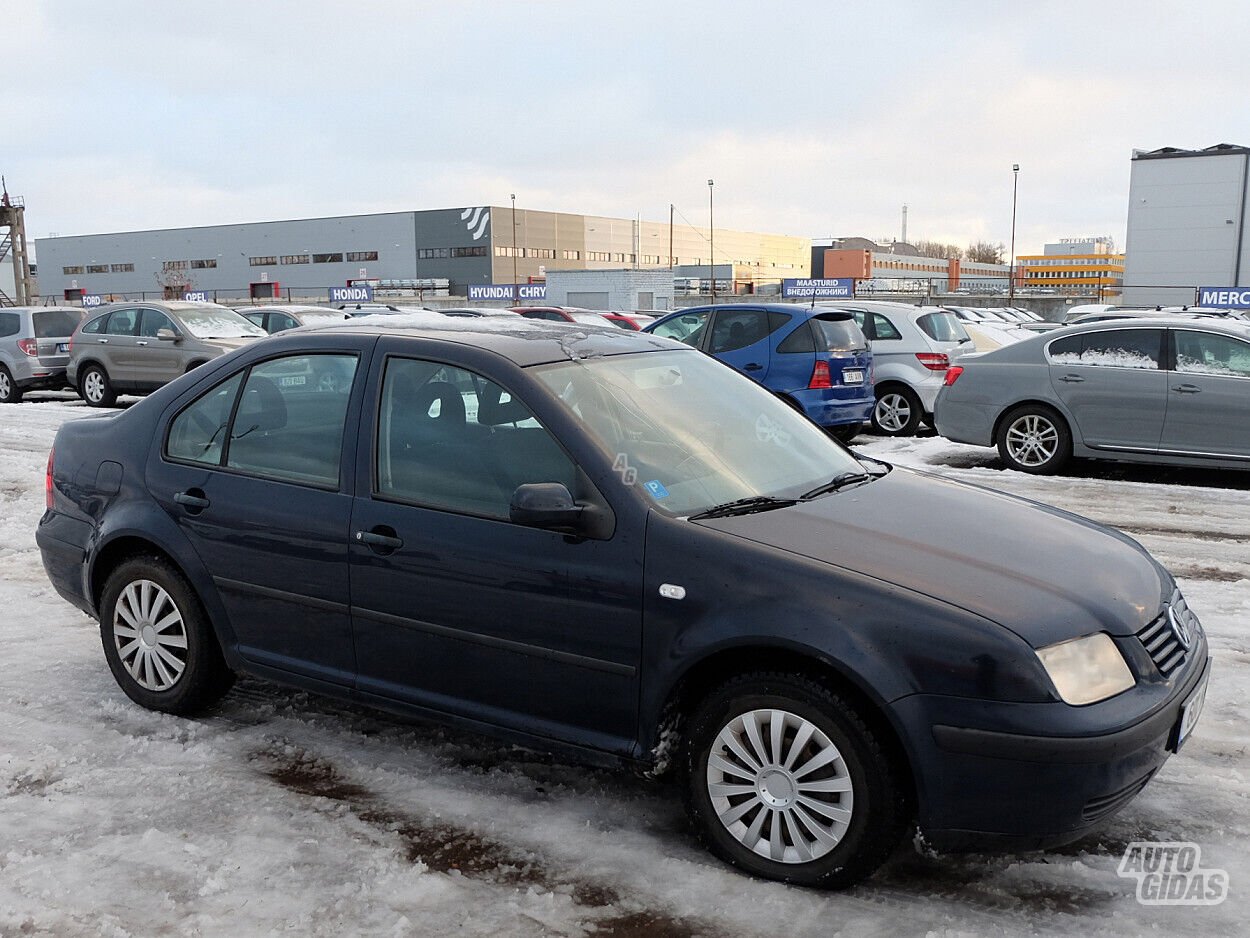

{"left": 0, "top": 372, "right": 10, "bottom": 398}
{"left": 875, "top": 393, "right": 911, "bottom": 433}
{"left": 84, "top": 371, "right": 105, "bottom": 403}
{"left": 706, "top": 708, "right": 854, "bottom": 864}
{"left": 113, "top": 579, "right": 188, "bottom": 692}
{"left": 1005, "top": 414, "right": 1058, "bottom": 466}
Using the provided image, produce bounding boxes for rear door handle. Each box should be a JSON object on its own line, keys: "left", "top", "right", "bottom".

{"left": 1172, "top": 384, "right": 1201, "bottom": 394}
{"left": 136, "top": 340, "right": 148, "bottom": 346}
{"left": 1058, "top": 374, "right": 1084, "bottom": 383}
{"left": 174, "top": 491, "right": 211, "bottom": 510}
{"left": 356, "top": 528, "right": 403, "bottom": 550}
{"left": 743, "top": 363, "right": 763, "bottom": 372}
{"left": 97, "top": 338, "right": 110, "bottom": 344}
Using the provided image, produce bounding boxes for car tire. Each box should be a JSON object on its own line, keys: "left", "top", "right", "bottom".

{"left": 0, "top": 365, "right": 22, "bottom": 404}
{"left": 829, "top": 422, "right": 861, "bottom": 443}
{"left": 79, "top": 363, "right": 117, "bottom": 408}
{"left": 996, "top": 404, "right": 1072, "bottom": 475}
{"left": 682, "top": 672, "right": 908, "bottom": 889}
{"left": 99, "top": 555, "right": 235, "bottom": 715}
{"left": 871, "top": 385, "right": 922, "bottom": 436}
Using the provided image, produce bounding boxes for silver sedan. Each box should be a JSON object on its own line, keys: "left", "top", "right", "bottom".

{"left": 934, "top": 317, "right": 1250, "bottom": 473}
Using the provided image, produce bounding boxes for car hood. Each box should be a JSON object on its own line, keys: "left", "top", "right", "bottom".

{"left": 693, "top": 467, "right": 1169, "bottom": 648}
{"left": 200, "top": 336, "right": 262, "bottom": 351}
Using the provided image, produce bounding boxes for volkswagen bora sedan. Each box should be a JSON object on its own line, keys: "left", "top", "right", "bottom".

{"left": 935, "top": 317, "right": 1250, "bottom": 474}
{"left": 37, "top": 314, "right": 1210, "bottom": 888}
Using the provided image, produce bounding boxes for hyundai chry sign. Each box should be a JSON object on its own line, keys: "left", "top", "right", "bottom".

{"left": 1197, "top": 286, "right": 1250, "bottom": 309}
{"left": 781, "top": 278, "right": 855, "bottom": 299}
{"left": 330, "top": 285, "right": 374, "bottom": 303}
{"left": 183, "top": 291, "right": 209, "bottom": 302}
{"left": 467, "top": 283, "right": 547, "bottom": 302}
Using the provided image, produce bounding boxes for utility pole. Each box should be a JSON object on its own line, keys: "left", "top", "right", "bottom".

{"left": 510, "top": 193, "right": 519, "bottom": 301}
{"left": 1008, "top": 164, "right": 1019, "bottom": 303}
{"left": 708, "top": 179, "right": 715, "bottom": 303}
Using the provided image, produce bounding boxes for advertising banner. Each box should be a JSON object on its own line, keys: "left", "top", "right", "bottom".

{"left": 781, "top": 278, "right": 854, "bottom": 299}
{"left": 467, "top": 283, "right": 547, "bottom": 302}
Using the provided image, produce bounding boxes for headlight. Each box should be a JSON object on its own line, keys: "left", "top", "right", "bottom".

{"left": 1035, "top": 633, "right": 1135, "bottom": 705}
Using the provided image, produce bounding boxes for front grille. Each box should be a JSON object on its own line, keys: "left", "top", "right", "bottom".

{"left": 1136, "top": 589, "right": 1194, "bottom": 678}
{"left": 1082, "top": 769, "right": 1156, "bottom": 822}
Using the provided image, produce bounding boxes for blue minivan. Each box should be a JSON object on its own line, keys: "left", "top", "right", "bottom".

{"left": 644, "top": 304, "right": 873, "bottom": 439}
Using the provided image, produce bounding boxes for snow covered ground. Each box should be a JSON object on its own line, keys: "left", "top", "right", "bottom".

{"left": 2, "top": 394, "right": 1247, "bottom": 937}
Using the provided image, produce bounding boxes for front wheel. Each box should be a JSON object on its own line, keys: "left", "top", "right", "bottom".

{"left": 871, "top": 386, "right": 922, "bottom": 436}
{"left": 99, "top": 556, "right": 234, "bottom": 714}
{"left": 682, "top": 672, "right": 908, "bottom": 888}
{"left": 79, "top": 364, "right": 117, "bottom": 408}
{"left": 996, "top": 405, "right": 1072, "bottom": 474}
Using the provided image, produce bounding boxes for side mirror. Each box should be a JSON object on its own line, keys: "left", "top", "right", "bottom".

{"left": 156, "top": 328, "right": 181, "bottom": 342}
{"left": 510, "top": 482, "right": 583, "bottom": 532}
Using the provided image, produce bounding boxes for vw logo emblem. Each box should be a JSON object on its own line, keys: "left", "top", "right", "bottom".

{"left": 1168, "top": 605, "right": 1193, "bottom": 649}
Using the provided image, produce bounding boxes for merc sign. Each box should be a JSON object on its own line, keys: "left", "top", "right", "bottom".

{"left": 1197, "top": 287, "right": 1250, "bottom": 308}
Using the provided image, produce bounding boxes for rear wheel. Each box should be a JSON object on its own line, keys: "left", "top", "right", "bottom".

{"left": 996, "top": 405, "right": 1071, "bottom": 474}
{"left": 871, "top": 385, "right": 922, "bottom": 436}
{"left": 99, "top": 556, "right": 234, "bottom": 714}
{"left": 682, "top": 672, "right": 908, "bottom": 888}
{"left": 0, "top": 365, "right": 21, "bottom": 404}
{"left": 80, "top": 364, "right": 117, "bottom": 407}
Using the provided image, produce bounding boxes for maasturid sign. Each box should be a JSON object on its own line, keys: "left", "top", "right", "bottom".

{"left": 781, "top": 278, "right": 854, "bottom": 299}
{"left": 468, "top": 283, "right": 547, "bottom": 302}
{"left": 1197, "top": 286, "right": 1250, "bottom": 309}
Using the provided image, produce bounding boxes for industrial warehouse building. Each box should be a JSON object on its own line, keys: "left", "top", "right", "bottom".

{"left": 1016, "top": 237, "right": 1124, "bottom": 298}
{"left": 33, "top": 206, "right": 811, "bottom": 305}
{"left": 1123, "top": 144, "right": 1250, "bottom": 306}
{"left": 810, "top": 238, "right": 1010, "bottom": 295}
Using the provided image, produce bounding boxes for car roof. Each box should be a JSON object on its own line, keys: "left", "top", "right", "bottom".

{"left": 301, "top": 309, "right": 685, "bottom": 366}
{"left": 1051, "top": 316, "right": 1250, "bottom": 339}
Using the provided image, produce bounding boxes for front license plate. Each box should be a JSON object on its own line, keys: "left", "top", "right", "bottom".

{"left": 1174, "top": 660, "right": 1211, "bottom": 751}
{"left": 56, "top": 343, "right": 70, "bottom": 353}
{"left": 278, "top": 375, "right": 306, "bottom": 387}
{"left": 842, "top": 369, "right": 865, "bottom": 386}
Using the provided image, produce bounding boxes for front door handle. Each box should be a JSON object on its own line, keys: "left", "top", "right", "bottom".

{"left": 1172, "top": 384, "right": 1201, "bottom": 394}
{"left": 743, "top": 363, "right": 763, "bottom": 372}
{"left": 174, "top": 490, "right": 210, "bottom": 511}
{"left": 136, "top": 340, "right": 148, "bottom": 346}
{"left": 1058, "top": 374, "right": 1084, "bottom": 383}
{"left": 356, "top": 528, "right": 403, "bottom": 551}
{"left": 97, "top": 338, "right": 110, "bottom": 344}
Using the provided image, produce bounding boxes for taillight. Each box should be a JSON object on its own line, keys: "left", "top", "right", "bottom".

{"left": 943, "top": 365, "right": 964, "bottom": 386}
{"left": 808, "top": 361, "right": 833, "bottom": 389}
{"left": 45, "top": 450, "right": 54, "bottom": 511}
{"left": 17, "top": 338, "right": 38, "bottom": 356}
{"left": 915, "top": 352, "right": 950, "bottom": 372}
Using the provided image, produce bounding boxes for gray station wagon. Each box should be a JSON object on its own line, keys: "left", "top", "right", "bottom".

{"left": 935, "top": 317, "right": 1250, "bottom": 473}
{"left": 0, "top": 306, "right": 85, "bottom": 403}
{"left": 68, "top": 301, "right": 267, "bottom": 407}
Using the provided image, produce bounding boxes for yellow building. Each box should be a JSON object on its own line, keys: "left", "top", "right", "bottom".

{"left": 1016, "top": 237, "right": 1124, "bottom": 298}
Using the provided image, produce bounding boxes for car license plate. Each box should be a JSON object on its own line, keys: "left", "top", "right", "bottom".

{"left": 842, "top": 369, "right": 865, "bottom": 386}
{"left": 1173, "top": 660, "right": 1211, "bottom": 751}
{"left": 278, "top": 375, "right": 306, "bottom": 387}
{"left": 57, "top": 342, "right": 70, "bottom": 353}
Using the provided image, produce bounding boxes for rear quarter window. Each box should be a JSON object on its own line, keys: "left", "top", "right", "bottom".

{"left": 0, "top": 312, "right": 19, "bottom": 338}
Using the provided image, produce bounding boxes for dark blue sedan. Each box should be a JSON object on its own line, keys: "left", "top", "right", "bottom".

{"left": 37, "top": 314, "right": 1210, "bottom": 888}
{"left": 644, "top": 304, "right": 874, "bottom": 440}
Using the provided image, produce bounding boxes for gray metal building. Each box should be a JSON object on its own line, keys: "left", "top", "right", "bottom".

{"left": 34, "top": 207, "right": 811, "bottom": 304}
{"left": 1122, "top": 144, "right": 1250, "bottom": 306}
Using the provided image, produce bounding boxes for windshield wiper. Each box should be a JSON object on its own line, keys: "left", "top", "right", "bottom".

{"left": 689, "top": 495, "right": 798, "bottom": 520}
{"left": 800, "top": 471, "right": 873, "bottom": 500}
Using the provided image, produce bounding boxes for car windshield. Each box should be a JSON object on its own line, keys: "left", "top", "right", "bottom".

{"left": 174, "top": 307, "right": 267, "bottom": 339}
{"left": 531, "top": 349, "right": 865, "bottom": 516}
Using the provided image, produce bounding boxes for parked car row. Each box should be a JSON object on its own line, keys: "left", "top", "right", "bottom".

{"left": 37, "top": 311, "right": 1212, "bottom": 889}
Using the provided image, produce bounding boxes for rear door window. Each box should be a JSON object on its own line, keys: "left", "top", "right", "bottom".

{"left": 104, "top": 308, "right": 140, "bottom": 336}
{"left": 0, "top": 312, "right": 18, "bottom": 338}
{"left": 1049, "top": 329, "right": 1162, "bottom": 369}
{"left": 32, "top": 310, "right": 83, "bottom": 338}
{"left": 709, "top": 309, "right": 779, "bottom": 353}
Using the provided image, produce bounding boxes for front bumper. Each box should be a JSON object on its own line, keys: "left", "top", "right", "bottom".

{"left": 896, "top": 640, "right": 1210, "bottom": 851}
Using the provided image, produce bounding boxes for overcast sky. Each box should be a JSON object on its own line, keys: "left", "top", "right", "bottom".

{"left": 10, "top": 1, "right": 1250, "bottom": 258}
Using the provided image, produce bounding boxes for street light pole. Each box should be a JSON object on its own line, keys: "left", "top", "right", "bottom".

{"left": 708, "top": 179, "right": 715, "bottom": 303}
{"left": 1008, "top": 164, "right": 1019, "bottom": 303}
{"left": 511, "top": 193, "right": 519, "bottom": 302}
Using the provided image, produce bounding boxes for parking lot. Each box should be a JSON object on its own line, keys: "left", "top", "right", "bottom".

{"left": 2, "top": 394, "right": 1247, "bottom": 937}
